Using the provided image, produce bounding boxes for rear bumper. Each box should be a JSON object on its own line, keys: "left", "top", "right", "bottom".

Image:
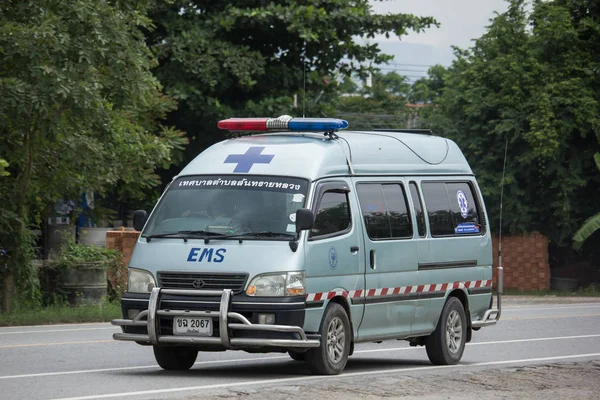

{"left": 112, "top": 288, "right": 320, "bottom": 351}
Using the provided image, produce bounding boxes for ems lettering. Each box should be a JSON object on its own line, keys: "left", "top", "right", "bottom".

{"left": 187, "top": 248, "right": 227, "bottom": 263}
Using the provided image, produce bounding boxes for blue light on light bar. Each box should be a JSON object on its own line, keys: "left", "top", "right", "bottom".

{"left": 288, "top": 118, "right": 349, "bottom": 132}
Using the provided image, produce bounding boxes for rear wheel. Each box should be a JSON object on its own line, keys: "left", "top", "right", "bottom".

{"left": 304, "top": 302, "right": 351, "bottom": 375}
{"left": 425, "top": 296, "right": 467, "bottom": 365}
{"left": 153, "top": 346, "right": 198, "bottom": 370}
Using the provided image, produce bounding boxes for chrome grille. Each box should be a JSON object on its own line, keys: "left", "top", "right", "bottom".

{"left": 157, "top": 272, "right": 248, "bottom": 293}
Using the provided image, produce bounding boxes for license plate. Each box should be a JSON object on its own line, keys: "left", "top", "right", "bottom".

{"left": 173, "top": 317, "right": 213, "bottom": 336}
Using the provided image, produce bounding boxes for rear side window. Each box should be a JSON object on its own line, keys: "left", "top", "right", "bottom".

{"left": 357, "top": 183, "right": 412, "bottom": 240}
{"left": 310, "top": 191, "right": 351, "bottom": 238}
{"left": 422, "top": 182, "right": 482, "bottom": 237}
{"left": 409, "top": 182, "right": 426, "bottom": 237}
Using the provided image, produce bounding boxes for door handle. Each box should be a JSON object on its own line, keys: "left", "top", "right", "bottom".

{"left": 350, "top": 246, "right": 359, "bottom": 253}
{"left": 369, "top": 249, "right": 376, "bottom": 270}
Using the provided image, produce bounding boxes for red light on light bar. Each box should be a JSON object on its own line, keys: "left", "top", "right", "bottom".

{"left": 217, "top": 118, "right": 269, "bottom": 131}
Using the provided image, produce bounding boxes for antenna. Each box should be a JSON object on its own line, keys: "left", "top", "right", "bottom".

{"left": 302, "top": 41, "right": 306, "bottom": 118}
{"left": 496, "top": 138, "right": 508, "bottom": 315}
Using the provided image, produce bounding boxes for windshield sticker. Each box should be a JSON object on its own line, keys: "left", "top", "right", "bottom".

{"left": 455, "top": 223, "right": 480, "bottom": 234}
{"left": 175, "top": 176, "right": 305, "bottom": 193}
{"left": 289, "top": 213, "right": 296, "bottom": 222}
{"left": 224, "top": 146, "right": 274, "bottom": 173}
{"left": 292, "top": 193, "right": 305, "bottom": 203}
{"left": 286, "top": 223, "right": 296, "bottom": 233}
{"left": 456, "top": 190, "right": 469, "bottom": 218}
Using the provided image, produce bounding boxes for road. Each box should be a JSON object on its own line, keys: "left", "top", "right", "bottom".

{"left": 1, "top": 298, "right": 599, "bottom": 400}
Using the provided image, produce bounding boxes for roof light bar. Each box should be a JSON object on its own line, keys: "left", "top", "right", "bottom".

{"left": 217, "top": 115, "right": 348, "bottom": 132}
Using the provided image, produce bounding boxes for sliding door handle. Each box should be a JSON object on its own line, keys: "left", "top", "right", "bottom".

{"left": 369, "top": 249, "right": 376, "bottom": 270}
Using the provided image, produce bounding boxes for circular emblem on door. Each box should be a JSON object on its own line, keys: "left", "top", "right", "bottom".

{"left": 192, "top": 279, "right": 205, "bottom": 289}
{"left": 328, "top": 246, "right": 338, "bottom": 270}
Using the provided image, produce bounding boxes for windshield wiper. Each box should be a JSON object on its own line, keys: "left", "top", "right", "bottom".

{"left": 144, "top": 230, "right": 223, "bottom": 242}
{"left": 240, "top": 231, "right": 295, "bottom": 238}
{"left": 203, "top": 231, "right": 294, "bottom": 244}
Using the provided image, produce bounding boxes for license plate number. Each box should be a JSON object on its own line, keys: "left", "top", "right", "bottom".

{"left": 173, "top": 317, "right": 213, "bottom": 336}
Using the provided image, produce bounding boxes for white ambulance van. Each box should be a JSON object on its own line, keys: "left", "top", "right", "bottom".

{"left": 112, "top": 116, "right": 502, "bottom": 375}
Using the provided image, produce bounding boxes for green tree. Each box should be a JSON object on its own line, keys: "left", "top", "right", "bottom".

{"left": 0, "top": 0, "right": 186, "bottom": 308}
{"left": 419, "top": 0, "right": 600, "bottom": 246}
{"left": 409, "top": 65, "right": 447, "bottom": 104}
{"left": 335, "top": 71, "right": 413, "bottom": 130}
{"left": 145, "top": 0, "right": 436, "bottom": 163}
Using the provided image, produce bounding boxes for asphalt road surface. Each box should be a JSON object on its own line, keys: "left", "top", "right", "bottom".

{"left": 1, "top": 297, "right": 599, "bottom": 400}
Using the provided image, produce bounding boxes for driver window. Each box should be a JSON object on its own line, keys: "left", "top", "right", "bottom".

{"left": 310, "top": 191, "right": 351, "bottom": 239}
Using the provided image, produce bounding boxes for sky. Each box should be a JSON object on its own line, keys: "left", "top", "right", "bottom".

{"left": 367, "top": 0, "right": 509, "bottom": 82}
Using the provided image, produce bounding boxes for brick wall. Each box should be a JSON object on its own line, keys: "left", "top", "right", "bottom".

{"left": 106, "top": 228, "right": 141, "bottom": 292}
{"left": 492, "top": 232, "right": 550, "bottom": 291}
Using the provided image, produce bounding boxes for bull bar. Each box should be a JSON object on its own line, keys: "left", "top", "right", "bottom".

{"left": 111, "top": 287, "right": 320, "bottom": 349}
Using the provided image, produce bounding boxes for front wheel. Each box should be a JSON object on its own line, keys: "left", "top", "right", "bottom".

{"left": 304, "top": 302, "right": 351, "bottom": 375}
{"left": 153, "top": 346, "right": 198, "bottom": 370}
{"left": 425, "top": 296, "right": 467, "bottom": 365}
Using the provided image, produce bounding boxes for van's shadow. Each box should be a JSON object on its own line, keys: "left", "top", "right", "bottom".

{"left": 115, "top": 357, "right": 439, "bottom": 378}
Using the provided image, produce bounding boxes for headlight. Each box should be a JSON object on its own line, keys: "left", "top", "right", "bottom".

{"left": 246, "top": 271, "right": 305, "bottom": 297}
{"left": 127, "top": 268, "right": 156, "bottom": 293}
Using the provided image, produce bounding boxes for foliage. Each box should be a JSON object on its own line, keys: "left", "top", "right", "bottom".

{"left": 0, "top": 158, "right": 8, "bottom": 176}
{"left": 145, "top": 0, "right": 437, "bottom": 163}
{"left": 573, "top": 153, "right": 600, "bottom": 248}
{"left": 0, "top": 0, "right": 187, "bottom": 307}
{"left": 51, "top": 242, "right": 120, "bottom": 271}
{"left": 417, "top": 0, "right": 600, "bottom": 245}
{"left": 336, "top": 71, "right": 413, "bottom": 130}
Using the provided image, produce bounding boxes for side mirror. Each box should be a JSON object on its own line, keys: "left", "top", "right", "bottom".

{"left": 295, "top": 208, "right": 314, "bottom": 233}
{"left": 133, "top": 210, "right": 148, "bottom": 232}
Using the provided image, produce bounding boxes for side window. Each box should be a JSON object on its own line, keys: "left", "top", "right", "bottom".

{"left": 357, "top": 183, "right": 412, "bottom": 240}
{"left": 422, "top": 182, "right": 482, "bottom": 237}
{"left": 409, "top": 182, "right": 426, "bottom": 237}
{"left": 422, "top": 183, "right": 454, "bottom": 236}
{"left": 446, "top": 182, "right": 481, "bottom": 233}
{"left": 310, "top": 191, "right": 351, "bottom": 238}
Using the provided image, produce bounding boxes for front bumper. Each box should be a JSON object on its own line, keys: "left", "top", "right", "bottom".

{"left": 111, "top": 288, "right": 320, "bottom": 351}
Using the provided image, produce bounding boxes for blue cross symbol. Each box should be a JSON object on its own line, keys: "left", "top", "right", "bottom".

{"left": 224, "top": 146, "right": 274, "bottom": 173}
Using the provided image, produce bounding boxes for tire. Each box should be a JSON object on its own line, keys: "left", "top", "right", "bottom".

{"left": 153, "top": 346, "right": 198, "bottom": 370}
{"left": 288, "top": 350, "right": 305, "bottom": 361}
{"left": 425, "top": 296, "right": 467, "bottom": 365}
{"left": 304, "top": 302, "right": 351, "bottom": 375}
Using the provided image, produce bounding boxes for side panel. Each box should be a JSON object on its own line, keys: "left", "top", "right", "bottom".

{"left": 303, "top": 178, "right": 365, "bottom": 337}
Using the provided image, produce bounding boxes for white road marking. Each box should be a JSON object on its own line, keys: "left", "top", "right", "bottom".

{"left": 2, "top": 334, "right": 599, "bottom": 380}
{"left": 0, "top": 327, "right": 118, "bottom": 335}
{"left": 50, "top": 353, "right": 600, "bottom": 400}
{"left": 0, "top": 322, "right": 111, "bottom": 330}
{"left": 0, "top": 356, "right": 289, "bottom": 380}
{"left": 503, "top": 304, "right": 600, "bottom": 312}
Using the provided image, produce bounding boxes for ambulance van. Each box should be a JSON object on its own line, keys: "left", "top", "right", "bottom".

{"left": 112, "top": 116, "right": 503, "bottom": 375}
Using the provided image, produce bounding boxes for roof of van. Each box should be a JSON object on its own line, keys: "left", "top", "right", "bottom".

{"left": 178, "top": 130, "right": 473, "bottom": 180}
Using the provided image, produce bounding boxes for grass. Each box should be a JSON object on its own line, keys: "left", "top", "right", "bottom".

{"left": 0, "top": 301, "right": 121, "bottom": 327}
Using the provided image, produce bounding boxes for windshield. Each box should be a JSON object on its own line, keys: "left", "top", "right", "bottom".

{"left": 143, "top": 175, "right": 309, "bottom": 239}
